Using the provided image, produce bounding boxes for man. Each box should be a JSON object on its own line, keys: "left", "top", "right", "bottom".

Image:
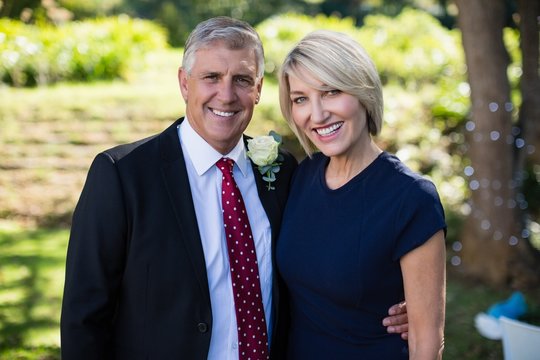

{"left": 61, "top": 17, "right": 407, "bottom": 359}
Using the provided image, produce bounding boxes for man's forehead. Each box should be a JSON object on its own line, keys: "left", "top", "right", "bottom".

{"left": 193, "top": 45, "right": 258, "bottom": 74}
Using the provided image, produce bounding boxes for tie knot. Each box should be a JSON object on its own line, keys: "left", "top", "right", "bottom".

{"left": 217, "top": 157, "right": 234, "bottom": 175}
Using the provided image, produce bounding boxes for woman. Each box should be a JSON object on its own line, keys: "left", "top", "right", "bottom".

{"left": 276, "top": 30, "right": 446, "bottom": 359}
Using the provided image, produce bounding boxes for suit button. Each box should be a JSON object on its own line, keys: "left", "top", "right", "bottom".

{"left": 197, "top": 322, "right": 208, "bottom": 333}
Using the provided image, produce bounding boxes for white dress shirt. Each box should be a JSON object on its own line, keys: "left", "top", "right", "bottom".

{"left": 178, "top": 119, "right": 273, "bottom": 360}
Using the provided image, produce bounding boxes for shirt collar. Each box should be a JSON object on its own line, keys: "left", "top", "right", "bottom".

{"left": 179, "top": 118, "right": 250, "bottom": 177}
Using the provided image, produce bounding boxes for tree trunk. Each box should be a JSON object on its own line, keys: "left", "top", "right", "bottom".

{"left": 516, "top": 0, "right": 540, "bottom": 167}
{"left": 455, "top": 0, "right": 526, "bottom": 287}
{"left": 510, "top": 0, "right": 540, "bottom": 289}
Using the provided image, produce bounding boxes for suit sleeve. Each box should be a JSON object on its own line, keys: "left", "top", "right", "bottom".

{"left": 61, "top": 152, "right": 128, "bottom": 359}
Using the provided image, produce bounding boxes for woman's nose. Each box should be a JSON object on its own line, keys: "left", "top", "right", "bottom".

{"left": 310, "top": 99, "right": 328, "bottom": 124}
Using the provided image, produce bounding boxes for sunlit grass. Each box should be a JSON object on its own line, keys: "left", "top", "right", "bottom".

{"left": 0, "top": 49, "right": 184, "bottom": 127}
{"left": 0, "top": 346, "right": 60, "bottom": 360}
{"left": 0, "top": 222, "right": 68, "bottom": 353}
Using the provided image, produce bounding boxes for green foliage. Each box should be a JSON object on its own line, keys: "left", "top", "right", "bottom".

{"left": 258, "top": 9, "right": 465, "bottom": 84}
{"left": 358, "top": 8, "right": 465, "bottom": 86}
{"left": 258, "top": 13, "right": 359, "bottom": 77}
{"left": 118, "top": 0, "right": 295, "bottom": 47}
{"left": 0, "top": 0, "right": 41, "bottom": 18}
{"left": 504, "top": 27, "right": 522, "bottom": 95}
{"left": 0, "top": 16, "right": 168, "bottom": 86}
{"left": 58, "top": 0, "right": 122, "bottom": 18}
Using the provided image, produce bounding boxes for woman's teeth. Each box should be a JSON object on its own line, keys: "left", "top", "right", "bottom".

{"left": 315, "top": 122, "right": 343, "bottom": 136}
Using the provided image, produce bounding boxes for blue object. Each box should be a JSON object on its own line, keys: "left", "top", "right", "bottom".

{"left": 487, "top": 291, "right": 527, "bottom": 319}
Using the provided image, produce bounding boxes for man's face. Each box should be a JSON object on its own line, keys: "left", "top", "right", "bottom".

{"left": 179, "top": 41, "right": 262, "bottom": 154}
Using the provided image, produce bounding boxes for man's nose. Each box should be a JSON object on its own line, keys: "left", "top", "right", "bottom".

{"left": 217, "top": 80, "right": 237, "bottom": 103}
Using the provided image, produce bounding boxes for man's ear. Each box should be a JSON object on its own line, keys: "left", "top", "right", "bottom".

{"left": 256, "top": 77, "right": 263, "bottom": 104}
{"left": 178, "top": 67, "right": 188, "bottom": 101}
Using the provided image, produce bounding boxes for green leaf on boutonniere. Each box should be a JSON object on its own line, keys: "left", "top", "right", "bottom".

{"left": 247, "top": 131, "right": 283, "bottom": 191}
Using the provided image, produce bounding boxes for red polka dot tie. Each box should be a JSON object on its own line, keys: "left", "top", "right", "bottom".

{"left": 217, "top": 158, "right": 269, "bottom": 360}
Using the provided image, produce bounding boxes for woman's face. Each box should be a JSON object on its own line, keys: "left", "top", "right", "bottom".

{"left": 288, "top": 69, "right": 370, "bottom": 159}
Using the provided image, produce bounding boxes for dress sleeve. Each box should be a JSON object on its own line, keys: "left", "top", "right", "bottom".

{"left": 392, "top": 178, "right": 446, "bottom": 260}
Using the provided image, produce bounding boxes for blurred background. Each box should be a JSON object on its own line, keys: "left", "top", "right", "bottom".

{"left": 0, "top": 0, "right": 539, "bottom": 358}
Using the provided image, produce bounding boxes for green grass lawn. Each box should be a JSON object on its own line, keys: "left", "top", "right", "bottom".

{"left": 0, "top": 222, "right": 66, "bottom": 358}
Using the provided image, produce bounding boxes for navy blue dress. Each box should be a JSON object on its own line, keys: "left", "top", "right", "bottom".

{"left": 276, "top": 152, "right": 446, "bottom": 359}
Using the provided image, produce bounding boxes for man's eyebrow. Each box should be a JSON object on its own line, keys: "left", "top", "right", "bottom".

{"left": 200, "top": 71, "right": 221, "bottom": 76}
{"left": 234, "top": 73, "right": 255, "bottom": 79}
{"left": 233, "top": 70, "right": 255, "bottom": 77}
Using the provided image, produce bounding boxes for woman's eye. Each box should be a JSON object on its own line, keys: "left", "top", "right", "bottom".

{"left": 293, "top": 97, "right": 306, "bottom": 104}
{"left": 327, "top": 89, "right": 341, "bottom": 96}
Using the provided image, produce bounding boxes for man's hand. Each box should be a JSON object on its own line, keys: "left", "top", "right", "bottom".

{"left": 383, "top": 301, "right": 409, "bottom": 340}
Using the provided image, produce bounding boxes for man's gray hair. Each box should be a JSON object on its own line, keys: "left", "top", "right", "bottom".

{"left": 182, "top": 17, "right": 265, "bottom": 79}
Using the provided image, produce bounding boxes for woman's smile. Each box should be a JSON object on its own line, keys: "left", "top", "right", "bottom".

{"left": 314, "top": 121, "right": 344, "bottom": 136}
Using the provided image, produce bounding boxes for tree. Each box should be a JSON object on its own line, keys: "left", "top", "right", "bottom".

{"left": 515, "top": 0, "right": 540, "bottom": 181}
{"left": 315, "top": 0, "right": 457, "bottom": 28}
{"left": 455, "top": 0, "right": 540, "bottom": 288}
{"left": 121, "top": 0, "right": 295, "bottom": 46}
{"left": 0, "top": 0, "right": 40, "bottom": 18}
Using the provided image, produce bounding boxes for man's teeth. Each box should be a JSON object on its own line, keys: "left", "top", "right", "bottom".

{"left": 212, "top": 109, "right": 235, "bottom": 117}
{"left": 316, "top": 122, "right": 343, "bottom": 136}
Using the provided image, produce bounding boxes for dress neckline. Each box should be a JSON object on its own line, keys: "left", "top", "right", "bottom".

{"left": 318, "top": 151, "right": 387, "bottom": 193}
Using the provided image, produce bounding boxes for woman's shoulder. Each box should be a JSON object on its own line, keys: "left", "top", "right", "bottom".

{"left": 375, "top": 152, "right": 440, "bottom": 200}
{"left": 379, "top": 152, "right": 431, "bottom": 182}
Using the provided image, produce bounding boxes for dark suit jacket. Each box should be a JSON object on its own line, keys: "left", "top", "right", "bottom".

{"left": 60, "top": 118, "right": 297, "bottom": 359}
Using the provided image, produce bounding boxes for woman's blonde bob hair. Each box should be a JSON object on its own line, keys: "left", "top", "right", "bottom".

{"left": 279, "top": 30, "right": 383, "bottom": 156}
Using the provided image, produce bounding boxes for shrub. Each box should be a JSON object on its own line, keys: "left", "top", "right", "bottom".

{"left": 0, "top": 16, "right": 168, "bottom": 86}
{"left": 257, "top": 13, "right": 360, "bottom": 78}
{"left": 258, "top": 9, "right": 464, "bottom": 86}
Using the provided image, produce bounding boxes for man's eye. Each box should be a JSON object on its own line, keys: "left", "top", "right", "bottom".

{"left": 236, "top": 77, "right": 253, "bottom": 86}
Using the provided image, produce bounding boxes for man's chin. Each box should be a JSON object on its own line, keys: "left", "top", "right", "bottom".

{"left": 204, "top": 131, "right": 243, "bottom": 153}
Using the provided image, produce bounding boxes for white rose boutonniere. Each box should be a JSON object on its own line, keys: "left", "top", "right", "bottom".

{"left": 247, "top": 131, "right": 284, "bottom": 191}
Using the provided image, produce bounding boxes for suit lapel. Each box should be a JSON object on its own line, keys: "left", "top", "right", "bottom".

{"left": 159, "top": 118, "right": 210, "bottom": 304}
{"left": 245, "top": 137, "right": 282, "bottom": 239}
